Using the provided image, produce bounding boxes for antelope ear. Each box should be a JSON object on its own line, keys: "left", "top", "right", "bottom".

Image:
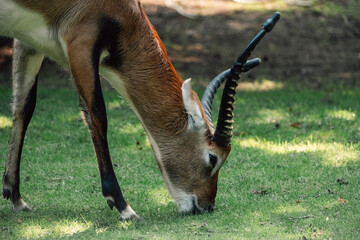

{"left": 182, "top": 79, "right": 205, "bottom": 129}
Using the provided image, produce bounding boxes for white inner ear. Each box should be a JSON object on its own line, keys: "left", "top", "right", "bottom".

{"left": 182, "top": 78, "right": 204, "bottom": 129}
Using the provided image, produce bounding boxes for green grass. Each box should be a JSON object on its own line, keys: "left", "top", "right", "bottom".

{"left": 312, "top": 0, "right": 360, "bottom": 23}
{"left": 0, "top": 80, "right": 359, "bottom": 239}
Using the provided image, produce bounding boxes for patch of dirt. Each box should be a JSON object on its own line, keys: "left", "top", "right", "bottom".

{"left": 1, "top": 0, "right": 359, "bottom": 88}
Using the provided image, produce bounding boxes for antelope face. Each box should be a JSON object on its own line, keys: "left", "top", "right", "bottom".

{"left": 150, "top": 11, "right": 281, "bottom": 214}
{"left": 159, "top": 134, "right": 231, "bottom": 214}
{"left": 155, "top": 79, "right": 231, "bottom": 214}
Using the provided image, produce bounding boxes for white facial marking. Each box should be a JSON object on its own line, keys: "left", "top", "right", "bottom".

{"left": 203, "top": 149, "right": 211, "bottom": 166}
{"left": 174, "top": 192, "right": 198, "bottom": 213}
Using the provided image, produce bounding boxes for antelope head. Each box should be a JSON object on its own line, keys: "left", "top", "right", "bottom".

{"left": 154, "top": 78, "right": 231, "bottom": 214}
{"left": 159, "top": 12, "right": 281, "bottom": 214}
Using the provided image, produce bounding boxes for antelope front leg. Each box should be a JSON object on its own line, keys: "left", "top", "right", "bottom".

{"left": 3, "top": 40, "right": 44, "bottom": 211}
{"left": 64, "top": 30, "right": 140, "bottom": 221}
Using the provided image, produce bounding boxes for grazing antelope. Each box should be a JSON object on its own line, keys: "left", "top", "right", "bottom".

{"left": 0, "top": 0, "right": 279, "bottom": 220}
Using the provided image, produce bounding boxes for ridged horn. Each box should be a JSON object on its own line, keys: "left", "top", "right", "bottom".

{"left": 201, "top": 59, "right": 261, "bottom": 132}
{"left": 201, "top": 12, "right": 281, "bottom": 147}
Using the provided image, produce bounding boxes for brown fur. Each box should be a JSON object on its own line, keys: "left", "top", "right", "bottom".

{"left": 2, "top": 0, "right": 232, "bottom": 216}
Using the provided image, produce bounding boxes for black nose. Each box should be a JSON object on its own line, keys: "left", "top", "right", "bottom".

{"left": 191, "top": 204, "right": 214, "bottom": 214}
{"left": 191, "top": 206, "right": 202, "bottom": 215}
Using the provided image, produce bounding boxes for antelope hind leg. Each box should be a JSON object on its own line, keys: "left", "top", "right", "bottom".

{"left": 3, "top": 40, "right": 44, "bottom": 212}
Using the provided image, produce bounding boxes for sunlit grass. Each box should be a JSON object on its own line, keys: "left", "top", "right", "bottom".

{"left": 0, "top": 115, "right": 12, "bottom": 128}
{"left": 118, "top": 123, "right": 144, "bottom": 135}
{"left": 148, "top": 187, "right": 173, "bottom": 206}
{"left": 238, "top": 79, "right": 284, "bottom": 92}
{"left": 0, "top": 84, "right": 359, "bottom": 239}
{"left": 236, "top": 138, "right": 359, "bottom": 167}
{"left": 19, "top": 220, "right": 93, "bottom": 239}
{"left": 327, "top": 109, "right": 356, "bottom": 121}
{"left": 116, "top": 220, "right": 135, "bottom": 230}
{"left": 107, "top": 98, "right": 126, "bottom": 111}
{"left": 274, "top": 203, "right": 307, "bottom": 217}
{"left": 253, "top": 108, "right": 288, "bottom": 124}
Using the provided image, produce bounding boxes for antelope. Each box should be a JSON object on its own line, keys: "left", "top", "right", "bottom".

{"left": 0, "top": 0, "right": 280, "bottom": 220}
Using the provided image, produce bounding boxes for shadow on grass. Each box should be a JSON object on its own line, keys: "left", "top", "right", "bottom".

{"left": 216, "top": 139, "right": 359, "bottom": 238}
{"left": 0, "top": 83, "right": 359, "bottom": 239}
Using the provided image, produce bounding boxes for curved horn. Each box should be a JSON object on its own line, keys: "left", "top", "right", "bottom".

{"left": 201, "top": 59, "right": 261, "bottom": 132}
{"left": 201, "top": 69, "right": 230, "bottom": 132}
{"left": 206, "top": 12, "right": 281, "bottom": 147}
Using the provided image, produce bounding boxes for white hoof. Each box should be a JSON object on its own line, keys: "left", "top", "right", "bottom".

{"left": 120, "top": 205, "right": 143, "bottom": 221}
{"left": 12, "top": 198, "right": 32, "bottom": 212}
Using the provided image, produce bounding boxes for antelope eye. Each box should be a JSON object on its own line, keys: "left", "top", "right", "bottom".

{"left": 209, "top": 154, "right": 218, "bottom": 168}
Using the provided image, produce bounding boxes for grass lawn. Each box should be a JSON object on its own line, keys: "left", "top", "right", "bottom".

{"left": 0, "top": 79, "right": 359, "bottom": 239}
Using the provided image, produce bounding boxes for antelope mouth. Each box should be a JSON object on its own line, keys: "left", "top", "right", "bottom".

{"left": 191, "top": 197, "right": 214, "bottom": 214}
{"left": 175, "top": 194, "right": 213, "bottom": 215}
{"left": 191, "top": 197, "right": 203, "bottom": 215}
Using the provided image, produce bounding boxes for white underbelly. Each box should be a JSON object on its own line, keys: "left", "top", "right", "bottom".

{"left": 99, "top": 66, "right": 129, "bottom": 100}
{"left": 0, "top": 0, "right": 67, "bottom": 66}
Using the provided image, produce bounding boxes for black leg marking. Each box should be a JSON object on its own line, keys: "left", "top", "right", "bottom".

{"left": 21, "top": 75, "right": 39, "bottom": 128}
{"left": 3, "top": 40, "right": 43, "bottom": 212}
{"left": 66, "top": 24, "right": 139, "bottom": 219}
{"left": 2, "top": 174, "right": 10, "bottom": 199}
{"left": 3, "top": 189, "right": 11, "bottom": 200}
{"left": 107, "top": 199, "right": 114, "bottom": 210}
{"left": 94, "top": 16, "right": 123, "bottom": 69}
{"left": 102, "top": 173, "right": 128, "bottom": 212}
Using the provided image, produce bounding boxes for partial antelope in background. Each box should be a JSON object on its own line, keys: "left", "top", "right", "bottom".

{"left": 0, "top": 0, "right": 280, "bottom": 220}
